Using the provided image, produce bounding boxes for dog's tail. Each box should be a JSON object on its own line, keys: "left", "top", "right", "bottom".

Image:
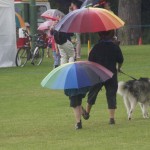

{"left": 117, "top": 81, "right": 126, "bottom": 96}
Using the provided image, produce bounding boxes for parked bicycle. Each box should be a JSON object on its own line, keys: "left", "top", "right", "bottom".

{"left": 16, "top": 29, "right": 47, "bottom": 67}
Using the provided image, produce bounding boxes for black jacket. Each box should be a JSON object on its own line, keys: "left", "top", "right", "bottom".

{"left": 53, "top": 30, "right": 73, "bottom": 45}
{"left": 88, "top": 40, "right": 124, "bottom": 73}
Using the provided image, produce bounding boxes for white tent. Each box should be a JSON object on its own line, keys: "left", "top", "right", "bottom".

{"left": 0, "top": 0, "right": 16, "bottom": 68}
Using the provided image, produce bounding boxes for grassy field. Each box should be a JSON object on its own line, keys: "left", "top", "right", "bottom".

{"left": 0, "top": 45, "right": 150, "bottom": 150}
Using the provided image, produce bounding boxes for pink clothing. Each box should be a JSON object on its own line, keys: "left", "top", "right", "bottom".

{"left": 48, "top": 36, "right": 57, "bottom": 51}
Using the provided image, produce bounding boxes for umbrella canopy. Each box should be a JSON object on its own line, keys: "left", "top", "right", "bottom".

{"left": 41, "top": 9, "right": 65, "bottom": 21}
{"left": 15, "top": 12, "right": 26, "bottom": 28}
{"left": 37, "top": 20, "right": 53, "bottom": 31}
{"left": 41, "top": 61, "right": 113, "bottom": 90}
{"left": 55, "top": 7, "right": 125, "bottom": 33}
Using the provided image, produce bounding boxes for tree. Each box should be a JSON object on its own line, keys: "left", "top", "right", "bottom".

{"left": 49, "top": 0, "right": 71, "bottom": 14}
{"left": 141, "top": 0, "right": 150, "bottom": 44}
{"left": 118, "top": 0, "right": 141, "bottom": 45}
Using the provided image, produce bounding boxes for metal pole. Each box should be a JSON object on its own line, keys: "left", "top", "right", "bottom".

{"left": 29, "top": 0, "right": 37, "bottom": 49}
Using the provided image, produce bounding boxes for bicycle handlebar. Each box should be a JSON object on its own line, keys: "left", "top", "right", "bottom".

{"left": 22, "top": 29, "right": 32, "bottom": 40}
{"left": 22, "top": 29, "right": 44, "bottom": 39}
{"left": 22, "top": 29, "right": 45, "bottom": 46}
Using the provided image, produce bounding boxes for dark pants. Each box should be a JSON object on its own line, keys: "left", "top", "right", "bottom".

{"left": 69, "top": 94, "right": 85, "bottom": 108}
{"left": 87, "top": 74, "right": 118, "bottom": 109}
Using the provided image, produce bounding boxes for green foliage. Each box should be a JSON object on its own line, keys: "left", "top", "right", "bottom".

{"left": 49, "top": 0, "right": 70, "bottom": 14}
{"left": 0, "top": 45, "right": 150, "bottom": 149}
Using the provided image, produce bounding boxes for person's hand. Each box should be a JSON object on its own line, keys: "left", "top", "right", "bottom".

{"left": 117, "top": 68, "right": 122, "bottom": 73}
{"left": 117, "top": 63, "right": 123, "bottom": 73}
{"left": 56, "top": 51, "right": 60, "bottom": 56}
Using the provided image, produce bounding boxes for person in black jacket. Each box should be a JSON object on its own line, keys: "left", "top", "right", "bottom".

{"left": 53, "top": 30, "right": 75, "bottom": 65}
{"left": 82, "top": 30, "right": 124, "bottom": 125}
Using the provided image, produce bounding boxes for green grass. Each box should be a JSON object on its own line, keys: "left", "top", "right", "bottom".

{"left": 0, "top": 45, "right": 150, "bottom": 150}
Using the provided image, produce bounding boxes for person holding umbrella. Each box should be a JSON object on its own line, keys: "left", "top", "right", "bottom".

{"left": 41, "top": 60, "right": 113, "bottom": 130}
{"left": 53, "top": 17, "right": 75, "bottom": 65}
{"left": 65, "top": 87, "right": 90, "bottom": 130}
{"left": 82, "top": 30, "right": 124, "bottom": 125}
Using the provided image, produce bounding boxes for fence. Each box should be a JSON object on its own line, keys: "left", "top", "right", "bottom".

{"left": 81, "top": 25, "right": 150, "bottom": 45}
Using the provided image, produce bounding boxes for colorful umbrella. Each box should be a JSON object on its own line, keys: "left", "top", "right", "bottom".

{"left": 15, "top": 12, "right": 26, "bottom": 28}
{"left": 41, "top": 61, "right": 113, "bottom": 90}
{"left": 37, "top": 20, "right": 53, "bottom": 31}
{"left": 41, "top": 9, "right": 65, "bottom": 21}
{"left": 55, "top": 7, "right": 125, "bottom": 33}
{"left": 81, "top": 0, "right": 100, "bottom": 8}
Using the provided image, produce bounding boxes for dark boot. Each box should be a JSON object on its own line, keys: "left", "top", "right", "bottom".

{"left": 75, "top": 120, "right": 82, "bottom": 130}
{"left": 82, "top": 107, "right": 90, "bottom": 120}
{"left": 109, "top": 118, "right": 115, "bottom": 125}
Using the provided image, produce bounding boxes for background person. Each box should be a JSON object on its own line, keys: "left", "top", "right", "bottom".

{"left": 69, "top": 0, "right": 83, "bottom": 59}
{"left": 53, "top": 16, "right": 75, "bottom": 65}
{"left": 49, "top": 28, "right": 60, "bottom": 68}
{"left": 53, "top": 30, "right": 75, "bottom": 65}
{"left": 45, "top": 29, "right": 52, "bottom": 58}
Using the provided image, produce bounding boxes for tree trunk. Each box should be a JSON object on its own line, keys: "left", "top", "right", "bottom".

{"left": 118, "top": 0, "right": 141, "bottom": 45}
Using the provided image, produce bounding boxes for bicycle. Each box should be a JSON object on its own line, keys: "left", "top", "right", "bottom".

{"left": 15, "top": 29, "right": 47, "bottom": 67}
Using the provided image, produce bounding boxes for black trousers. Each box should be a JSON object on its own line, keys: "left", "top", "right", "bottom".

{"left": 69, "top": 94, "right": 85, "bottom": 108}
{"left": 87, "top": 74, "right": 118, "bottom": 109}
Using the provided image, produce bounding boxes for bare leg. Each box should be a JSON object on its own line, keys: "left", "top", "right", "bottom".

{"left": 79, "top": 105, "right": 83, "bottom": 116}
{"left": 108, "top": 109, "right": 115, "bottom": 124}
{"left": 73, "top": 106, "right": 82, "bottom": 129}
{"left": 76, "top": 33, "right": 81, "bottom": 59}
{"left": 109, "top": 109, "right": 115, "bottom": 118}
{"left": 85, "top": 83, "right": 102, "bottom": 114}
{"left": 72, "top": 106, "right": 81, "bottom": 123}
{"left": 46, "top": 47, "right": 50, "bottom": 58}
{"left": 86, "top": 103, "right": 92, "bottom": 113}
{"left": 81, "top": 103, "right": 91, "bottom": 120}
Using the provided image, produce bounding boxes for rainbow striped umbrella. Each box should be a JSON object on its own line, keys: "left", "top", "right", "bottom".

{"left": 55, "top": 7, "right": 125, "bottom": 33}
{"left": 41, "top": 61, "right": 113, "bottom": 90}
{"left": 15, "top": 12, "right": 25, "bottom": 28}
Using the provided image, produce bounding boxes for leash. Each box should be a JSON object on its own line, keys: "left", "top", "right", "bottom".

{"left": 119, "top": 70, "right": 137, "bottom": 80}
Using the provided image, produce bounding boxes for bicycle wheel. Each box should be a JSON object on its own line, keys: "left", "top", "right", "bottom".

{"left": 32, "top": 47, "right": 44, "bottom": 66}
{"left": 15, "top": 47, "right": 28, "bottom": 67}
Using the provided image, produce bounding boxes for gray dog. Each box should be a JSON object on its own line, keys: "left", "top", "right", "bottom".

{"left": 117, "top": 78, "right": 150, "bottom": 120}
